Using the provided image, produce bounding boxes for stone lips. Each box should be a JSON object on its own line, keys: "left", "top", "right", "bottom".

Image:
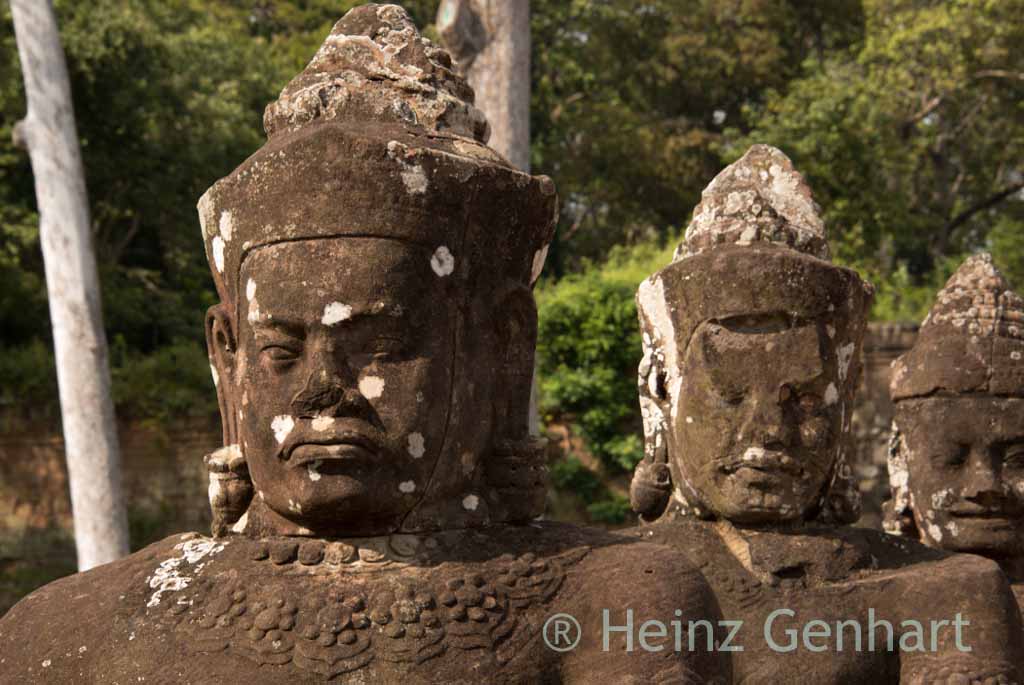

{"left": 891, "top": 253, "right": 1024, "bottom": 400}
{"left": 198, "top": 120, "right": 557, "bottom": 313}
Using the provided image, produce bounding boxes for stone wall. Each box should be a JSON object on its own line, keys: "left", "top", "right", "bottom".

{"left": 0, "top": 415, "right": 219, "bottom": 539}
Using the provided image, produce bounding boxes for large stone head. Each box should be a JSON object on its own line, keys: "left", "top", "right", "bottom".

{"left": 630, "top": 145, "right": 873, "bottom": 525}
{"left": 886, "top": 254, "right": 1024, "bottom": 558}
{"left": 199, "top": 5, "right": 556, "bottom": 538}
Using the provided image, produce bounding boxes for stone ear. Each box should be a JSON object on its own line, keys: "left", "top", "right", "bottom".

{"left": 205, "top": 304, "right": 238, "bottom": 447}
{"left": 490, "top": 284, "right": 538, "bottom": 441}
{"left": 881, "top": 420, "right": 919, "bottom": 536}
{"left": 630, "top": 461, "right": 672, "bottom": 521}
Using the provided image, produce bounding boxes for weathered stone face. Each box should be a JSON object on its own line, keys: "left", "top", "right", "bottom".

{"left": 633, "top": 145, "right": 871, "bottom": 525}
{"left": 888, "top": 253, "right": 1024, "bottom": 565}
{"left": 673, "top": 316, "right": 840, "bottom": 523}
{"left": 233, "top": 239, "right": 453, "bottom": 534}
{"left": 895, "top": 396, "right": 1024, "bottom": 555}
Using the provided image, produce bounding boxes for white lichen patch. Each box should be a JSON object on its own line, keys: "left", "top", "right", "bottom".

{"left": 308, "top": 460, "right": 322, "bottom": 482}
{"left": 271, "top": 415, "right": 295, "bottom": 444}
{"left": 359, "top": 375, "right": 386, "bottom": 399}
{"left": 462, "top": 494, "right": 479, "bottom": 511}
{"left": 207, "top": 476, "right": 222, "bottom": 508}
{"left": 145, "top": 538, "right": 226, "bottom": 608}
{"left": 430, "top": 246, "right": 455, "bottom": 277}
{"left": 686, "top": 416, "right": 694, "bottom": 424}
{"left": 401, "top": 162, "right": 428, "bottom": 194}
{"left": 289, "top": 499, "right": 302, "bottom": 514}
{"left": 211, "top": 236, "right": 226, "bottom": 273}
{"left": 837, "top": 342, "right": 856, "bottom": 382}
{"left": 926, "top": 521, "right": 944, "bottom": 543}
{"left": 931, "top": 488, "right": 955, "bottom": 510}
{"left": 407, "top": 432, "right": 426, "bottom": 459}
{"left": 219, "top": 211, "right": 234, "bottom": 242}
{"left": 531, "top": 244, "right": 550, "bottom": 284}
{"left": 247, "top": 297, "right": 261, "bottom": 324}
{"left": 209, "top": 364, "right": 219, "bottom": 387}
{"left": 312, "top": 416, "right": 335, "bottom": 431}
{"left": 322, "top": 301, "right": 353, "bottom": 326}
{"left": 398, "top": 480, "right": 416, "bottom": 494}
{"left": 823, "top": 382, "right": 839, "bottom": 406}
{"left": 231, "top": 511, "right": 249, "bottom": 534}
{"left": 386, "top": 141, "right": 430, "bottom": 194}
{"left": 246, "top": 278, "right": 257, "bottom": 301}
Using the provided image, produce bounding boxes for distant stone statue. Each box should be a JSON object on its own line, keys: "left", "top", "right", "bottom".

{"left": 628, "top": 144, "right": 1023, "bottom": 681}
{"left": 0, "top": 6, "right": 727, "bottom": 683}
{"left": 886, "top": 253, "right": 1024, "bottom": 611}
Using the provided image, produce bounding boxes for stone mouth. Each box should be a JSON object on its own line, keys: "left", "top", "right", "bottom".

{"left": 287, "top": 436, "right": 379, "bottom": 467}
{"left": 717, "top": 448, "right": 805, "bottom": 478}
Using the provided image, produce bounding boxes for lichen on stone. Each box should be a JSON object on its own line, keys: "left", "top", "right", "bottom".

{"left": 263, "top": 4, "right": 488, "bottom": 142}
{"left": 675, "top": 144, "right": 829, "bottom": 261}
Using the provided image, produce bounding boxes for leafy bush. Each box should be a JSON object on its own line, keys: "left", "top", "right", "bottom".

{"left": 536, "top": 238, "right": 677, "bottom": 474}
{"left": 549, "top": 455, "right": 633, "bottom": 526}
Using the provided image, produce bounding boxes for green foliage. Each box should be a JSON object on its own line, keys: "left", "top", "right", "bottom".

{"left": 729, "top": 0, "right": 1024, "bottom": 282}
{"left": 987, "top": 217, "right": 1024, "bottom": 290}
{"left": 548, "top": 456, "right": 632, "bottom": 525}
{"left": 537, "top": 239, "right": 676, "bottom": 473}
{"left": 0, "top": 341, "right": 57, "bottom": 414}
{"left": 109, "top": 338, "right": 218, "bottom": 421}
{"left": 531, "top": 0, "right": 865, "bottom": 273}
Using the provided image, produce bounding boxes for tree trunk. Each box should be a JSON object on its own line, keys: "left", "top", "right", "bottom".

{"left": 438, "top": 0, "right": 531, "bottom": 170}
{"left": 10, "top": 0, "right": 129, "bottom": 570}
{"left": 438, "top": 0, "right": 542, "bottom": 435}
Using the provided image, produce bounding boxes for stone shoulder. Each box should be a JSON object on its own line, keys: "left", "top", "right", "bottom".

{"left": 0, "top": 533, "right": 206, "bottom": 683}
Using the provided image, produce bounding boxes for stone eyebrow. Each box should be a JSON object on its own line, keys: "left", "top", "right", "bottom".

{"left": 252, "top": 318, "right": 305, "bottom": 340}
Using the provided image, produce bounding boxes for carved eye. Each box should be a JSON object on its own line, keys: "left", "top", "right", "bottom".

{"left": 262, "top": 345, "right": 300, "bottom": 365}
{"left": 1003, "top": 444, "right": 1024, "bottom": 469}
{"left": 935, "top": 445, "right": 969, "bottom": 468}
{"left": 720, "top": 391, "right": 744, "bottom": 407}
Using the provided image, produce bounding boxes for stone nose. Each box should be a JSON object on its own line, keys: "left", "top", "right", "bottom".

{"left": 741, "top": 386, "right": 792, "bottom": 448}
{"left": 289, "top": 345, "right": 370, "bottom": 420}
{"left": 961, "top": 450, "right": 1003, "bottom": 501}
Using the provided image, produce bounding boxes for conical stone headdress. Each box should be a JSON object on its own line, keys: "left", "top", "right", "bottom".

{"left": 890, "top": 253, "right": 1024, "bottom": 401}
{"left": 631, "top": 145, "right": 873, "bottom": 524}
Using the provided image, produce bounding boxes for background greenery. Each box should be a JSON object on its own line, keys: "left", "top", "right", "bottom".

{"left": 2, "top": 0, "right": 1022, "bottom": 525}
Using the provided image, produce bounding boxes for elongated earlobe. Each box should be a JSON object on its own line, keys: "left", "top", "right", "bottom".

{"left": 205, "top": 304, "right": 238, "bottom": 447}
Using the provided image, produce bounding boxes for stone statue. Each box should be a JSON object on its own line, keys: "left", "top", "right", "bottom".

{"left": 0, "top": 6, "right": 728, "bottom": 683}
{"left": 628, "top": 144, "right": 1024, "bottom": 681}
{"left": 886, "top": 253, "right": 1024, "bottom": 612}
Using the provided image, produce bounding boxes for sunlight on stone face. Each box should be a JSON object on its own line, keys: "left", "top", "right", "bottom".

{"left": 673, "top": 316, "right": 840, "bottom": 523}
{"left": 898, "top": 396, "right": 1024, "bottom": 555}
{"left": 234, "top": 237, "right": 453, "bottom": 532}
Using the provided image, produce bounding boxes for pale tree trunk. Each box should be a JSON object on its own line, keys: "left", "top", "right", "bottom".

{"left": 437, "top": 0, "right": 542, "bottom": 435}
{"left": 10, "top": 0, "right": 129, "bottom": 570}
